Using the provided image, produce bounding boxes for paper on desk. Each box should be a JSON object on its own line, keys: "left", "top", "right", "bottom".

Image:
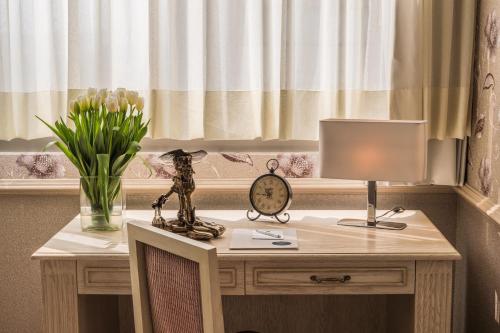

{"left": 55, "top": 232, "right": 112, "bottom": 248}
{"left": 230, "top": 229, "right": 298, "bottom": 249}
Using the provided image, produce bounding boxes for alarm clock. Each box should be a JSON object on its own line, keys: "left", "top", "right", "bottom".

{"left": 247, "top": 159, "right": 292, "bottom": 223}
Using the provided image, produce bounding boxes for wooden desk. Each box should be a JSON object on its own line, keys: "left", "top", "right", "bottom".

{"left": 32, "top": 210, "right": 460, "bottom": 333}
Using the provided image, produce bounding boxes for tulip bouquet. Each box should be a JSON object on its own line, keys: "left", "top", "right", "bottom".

{"left": 38, "top": 88, "right": 149, "bottom": 229}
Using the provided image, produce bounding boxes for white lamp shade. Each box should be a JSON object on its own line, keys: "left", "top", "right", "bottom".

{"left": 319, "top": 119, "right": 427, "bottom": 182}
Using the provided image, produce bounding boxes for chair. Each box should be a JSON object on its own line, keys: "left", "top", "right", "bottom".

{"left": 128, "top": 221, "right": 224, "bottom": 333}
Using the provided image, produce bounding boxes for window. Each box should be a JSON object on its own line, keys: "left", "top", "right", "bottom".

{"left": 0, "top": 0, "right": 475, "bottom": 186}
{"left": 1, "top": 0, "right": 395, "bottom": 141}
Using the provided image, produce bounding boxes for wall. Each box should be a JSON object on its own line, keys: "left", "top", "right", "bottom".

{"left": 456, "top": 194, "right": 500, "bottom": 333}
{"left": 469, "top": 1, "right": 500, "bottom": 202}
{"left": 458, "top": 0, "right": 500, "bottom": 332}
{"left": 0, "top": 188, "right": 457, "bottom": 333}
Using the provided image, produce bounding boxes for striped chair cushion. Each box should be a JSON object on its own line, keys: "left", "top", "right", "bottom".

{"left": 144, "top": 244, "right": 204, "bottom": 333}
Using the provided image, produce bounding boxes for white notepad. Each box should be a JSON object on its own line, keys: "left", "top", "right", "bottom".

{"left": 229, "top": 228, "right": 298, "bottom": 249}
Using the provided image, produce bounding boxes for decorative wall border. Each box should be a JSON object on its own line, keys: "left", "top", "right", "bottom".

{"left": 0, "top": 177, "right": 454, "bottom": 195}
{"left": 0, "top": 152, "right": 318, "bottom": 180}
{"left": 0, "top": 151, "right": 456, "bottom": 195}
{"left": 455, "top": 184, "right": 500, "bottom": 226}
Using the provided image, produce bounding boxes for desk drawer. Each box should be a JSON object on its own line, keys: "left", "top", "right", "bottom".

{"left": 245, "top": 261, "right": 415, "bottom": 295}
{"left": 77, "top": 260, "right": 244, "bottom": 295}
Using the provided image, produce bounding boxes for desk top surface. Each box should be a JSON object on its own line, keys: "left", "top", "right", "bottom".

{"left": 32, "top": 210, "right": 460, "bottom": 261}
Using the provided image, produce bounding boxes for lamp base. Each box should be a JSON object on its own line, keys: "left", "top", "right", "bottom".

{"left": 337, "top": 218, "right": 407, "bottom": 230}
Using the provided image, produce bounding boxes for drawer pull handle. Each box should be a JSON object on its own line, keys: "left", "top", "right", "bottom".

{"left": 310, "top": 275, "right": 351, "bottom": 284}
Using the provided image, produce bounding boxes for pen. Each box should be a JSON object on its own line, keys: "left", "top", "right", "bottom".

{"left": 255, "top": 229, "right": 283, "bottom": 239}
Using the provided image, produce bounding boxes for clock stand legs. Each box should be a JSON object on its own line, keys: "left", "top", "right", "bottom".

{"left": 274, "top": 212, "right": 290, "bottom": 223}
{"left": 246, "top": 209, "right": 290, "bottom": 223}
{"left": 246, "top": 209, "right": 261, "bottom": 221}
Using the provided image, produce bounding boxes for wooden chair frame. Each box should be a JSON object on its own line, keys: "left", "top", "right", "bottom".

{"left": 128, "top": 221, "right": 224, "bottom": 333}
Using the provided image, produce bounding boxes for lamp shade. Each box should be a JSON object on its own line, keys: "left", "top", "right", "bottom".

{"left": 319, "top": 119, "right": 427, "bottom": 182}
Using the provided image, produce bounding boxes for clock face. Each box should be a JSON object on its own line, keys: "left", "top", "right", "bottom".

{"left": 249, "top": 174, "right": 291, "bottom": 215}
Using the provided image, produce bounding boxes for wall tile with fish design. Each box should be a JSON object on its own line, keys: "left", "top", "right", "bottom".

{"left": 0, "top": 152, "right": 319, "bottom": 180}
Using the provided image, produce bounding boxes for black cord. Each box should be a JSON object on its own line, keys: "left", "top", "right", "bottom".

{"left": 376, "top": 206, "right": 405, "bottom": 219}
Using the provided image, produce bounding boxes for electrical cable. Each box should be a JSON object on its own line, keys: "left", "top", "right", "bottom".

{"left": 376, "top": 206, "right": 405, "bottom": 220}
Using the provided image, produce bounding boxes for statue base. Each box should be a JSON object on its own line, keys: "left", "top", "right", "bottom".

{"left": 152, "top": 216, "right": 226, "bottom": 240}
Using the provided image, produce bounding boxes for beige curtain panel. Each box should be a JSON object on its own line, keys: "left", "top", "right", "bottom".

{"left": 0, "top": 0, "right": 475, "bottom": 141}
{"left": 390, "top": 0, "right": 476, "bottom": 140}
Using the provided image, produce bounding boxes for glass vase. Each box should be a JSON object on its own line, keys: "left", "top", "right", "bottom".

{"left": 80, "top": 176, "right": 124, "bottom": 231}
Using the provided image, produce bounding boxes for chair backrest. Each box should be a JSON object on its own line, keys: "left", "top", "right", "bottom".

{"left": 128, "top": 221, "right": 224, "bottom": 333}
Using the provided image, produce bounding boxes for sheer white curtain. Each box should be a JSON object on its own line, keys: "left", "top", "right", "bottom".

{"left": 0, "top": 0, "right": 68, "bottom": 139}
{"left": 0, "top": 0, "right": 396, "bottom": 140}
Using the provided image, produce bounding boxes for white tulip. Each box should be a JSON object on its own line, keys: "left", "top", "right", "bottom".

{"left": 98, "top": 89, "right": 108, "bottom": 100}
{"left": 90, "top": 95, "right": 101, "bottom": 109}
{"left": 119, "top": 97, "right": 128, "bottom": 112}
{"left": 136, "top": 96, "right": 145, "bottom": 111}
{"left": 115, "top": 88, "right": 126, "bottom": 99}
{"left": 105, "top": 95, "right": 119, "bottom": 113}
{"left": 87, "top": 87, "right": 97, "bottom": 97}
{"left": 126, "top": 90, "right": 138, "bottom": 105}
{"left": 77, "top": 95, "right": 90, "bottom": 111}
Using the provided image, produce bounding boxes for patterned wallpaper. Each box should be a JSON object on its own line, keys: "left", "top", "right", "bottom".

{"left": 0, "top": 152, "right": 318, "bottom": 180}
{"left": 468, "top": 1, "right": 500, "bottom": 202}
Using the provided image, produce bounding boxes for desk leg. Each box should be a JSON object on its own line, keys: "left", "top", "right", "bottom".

{"left": 414, "top": 261, "right": 453, "bottom": 333}
{"left": 41, "top": 260, "right": 79, "bottom": 333}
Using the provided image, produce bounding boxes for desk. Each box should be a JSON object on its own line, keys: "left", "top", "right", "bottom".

{"left": 32, "top": 210, "right": 460, "bottom": 333}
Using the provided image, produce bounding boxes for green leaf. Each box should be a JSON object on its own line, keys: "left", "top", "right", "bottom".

{"left": 97, "top": 154, "right": 110, "bottom": 223}
{"left": 95, "top": 131, "right": 105, "bottom": 153}
{"left": 110, "top": 141, "right": 141, "bottom": 175}
{"left": 114, "top": 160, "right": 133, "bottom": 176}
{"left": 111, "top": 155, "right": 127, "bottom": 175}
{"left": 41, "top": 140, "right": 58, "bottom": 152}
{"left": 74, "top": 135, "right": 90, "bottom": 174}
{"left": 36, "top": 116, "right": 64, "bottom": 141}
{"left": 125, "top": 141, "right": 141, "bottom": 155}
{"left": 54, "top": 142, "right": 85, "bottom": 175}
{"left": 136, "top": 125, "right": 148, "bottom": 142}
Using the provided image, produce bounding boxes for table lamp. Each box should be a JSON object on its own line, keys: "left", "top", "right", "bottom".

{"left": 319, "top": 119, "right": 427, "bottom": 230}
